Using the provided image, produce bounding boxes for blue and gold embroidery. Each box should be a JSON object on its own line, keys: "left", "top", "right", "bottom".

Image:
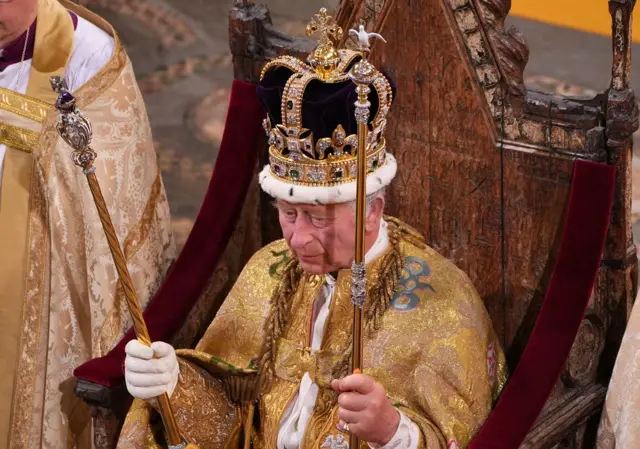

{"left": 321, "top": 434, "right": 349, "bottom": 449}
{"left": 390, "top": 256, "right": 436, "bottom": 311}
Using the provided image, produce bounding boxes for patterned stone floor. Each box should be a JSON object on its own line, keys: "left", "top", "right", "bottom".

{"left": 79, "top": 0, "right": 640, "bottom": 249}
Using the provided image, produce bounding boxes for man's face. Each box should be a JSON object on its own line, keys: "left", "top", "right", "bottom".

{"left": 276, "top": 198, "right": 382, "bottom": 275}
{"left": 0, "top": 0, "right": 37, "bottom": 46}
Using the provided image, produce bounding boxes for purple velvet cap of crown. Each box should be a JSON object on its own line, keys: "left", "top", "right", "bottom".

{"left": 256, "top": 61, "right": 396, "bottom": 151}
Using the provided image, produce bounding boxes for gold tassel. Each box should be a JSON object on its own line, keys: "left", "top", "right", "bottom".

{"left": 243, "top": 403, "right": 255, "bottom": 449}
{"left": 256, "top": 259, "right": 303, "bottom": 393}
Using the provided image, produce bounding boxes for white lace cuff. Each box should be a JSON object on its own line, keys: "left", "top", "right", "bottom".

{"left": 368, "top": 409, "right": 420, "bottom": 449}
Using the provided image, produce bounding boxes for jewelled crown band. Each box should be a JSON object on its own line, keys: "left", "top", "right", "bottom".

{"left": 256, "top": 8, "right": 396, "bottom": 204}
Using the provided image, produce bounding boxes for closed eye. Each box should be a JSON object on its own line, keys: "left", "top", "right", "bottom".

{"left": 309, "top": 214, "right": 333, "bottom": 228}
{"left": 282, "top": 209, "right": 297, "bottom": 223}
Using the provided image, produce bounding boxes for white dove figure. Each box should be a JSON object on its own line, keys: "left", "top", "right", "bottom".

{"left": 348, "top": 24, "right": 386, "bottom": 52}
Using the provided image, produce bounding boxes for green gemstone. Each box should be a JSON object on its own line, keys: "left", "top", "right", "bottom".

{"left": 287, "top": 100, "right": 293, "bottom": 110}
{"left": 296, "top": 74, "right": 303, "bottom": 79}
{"left": 372, "top": 159, "right": 379, "bottom": 169}
{"left": 289, "top": 168, "right": 300, "bottom": 179}
{"left": 333, "top": 168, "right": 344, "bottom": 180}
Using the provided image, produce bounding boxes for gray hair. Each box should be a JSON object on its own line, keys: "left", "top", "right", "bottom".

{"left": 350, "top": 187, "right": 386, "bottom": 216}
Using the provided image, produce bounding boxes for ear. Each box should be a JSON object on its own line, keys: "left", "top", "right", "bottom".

{"left": 365, "top": 196, "right": 385, "bottom": 233}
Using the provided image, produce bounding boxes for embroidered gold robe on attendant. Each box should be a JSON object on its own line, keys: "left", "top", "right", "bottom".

{"left": 0, "top": 1, "right": 175, "bottom": 448}
{"left": 117, "top": 220, "right": 506, "bottom": 449}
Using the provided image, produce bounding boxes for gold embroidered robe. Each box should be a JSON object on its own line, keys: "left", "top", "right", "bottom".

{"left": 117, "top": 220, "right": 506, "bottom": 449}
{"left": 0, "top": 1, "right": 175, "bottom": 447}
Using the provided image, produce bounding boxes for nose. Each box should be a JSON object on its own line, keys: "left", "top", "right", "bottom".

{"left": 289, "top": 214, "right": 314, "bottom": 250}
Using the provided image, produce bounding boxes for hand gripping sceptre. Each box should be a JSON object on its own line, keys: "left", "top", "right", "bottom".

{"left": 50, "top": 76, "right": 197, "bottom": 449}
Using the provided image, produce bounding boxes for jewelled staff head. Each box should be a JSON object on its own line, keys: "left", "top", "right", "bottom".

{"left": 348, "top": 25, "right": 386, "bottom": 90}
{"left": 348, "top": 26, "right": 386, "bottom": 132}
{"left": 51, "top": 76, "right": 97, "bottom": 174}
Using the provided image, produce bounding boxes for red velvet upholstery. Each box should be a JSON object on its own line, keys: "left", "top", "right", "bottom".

{"left": 73, "top": 79, "right": 264, "bottom": 387}
{"left": 469, "top": 160, "right": 616, "bottom": 448}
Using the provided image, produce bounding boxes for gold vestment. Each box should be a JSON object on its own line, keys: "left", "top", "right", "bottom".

{"left": 117, "top": 219, "right": 506, "bottom": 449}
{"left": 0, "top": 1, "right": 175, "bottom": 447}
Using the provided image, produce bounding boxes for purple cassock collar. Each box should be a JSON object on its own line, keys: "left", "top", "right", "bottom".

{"left": 0, "top": 11, "right": 78, "bottom": 72}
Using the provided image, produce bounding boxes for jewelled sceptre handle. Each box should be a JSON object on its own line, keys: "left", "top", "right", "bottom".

{"left": 347, "top": 25, "right": 386, "bottom": 449}
{"left": 50, "top": 77, "right": 196, "bottom": 449}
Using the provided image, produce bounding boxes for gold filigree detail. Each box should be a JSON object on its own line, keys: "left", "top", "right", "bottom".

{"left": 315, "top": 124, "right": 358, "bottom": 159}
{"left": 306, "top": 8, "right": 344, "bottom": 79}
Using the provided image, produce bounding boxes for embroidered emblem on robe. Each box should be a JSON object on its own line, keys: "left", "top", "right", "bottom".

{"left": 391, "top": 256, "right": 436, "bottom": 311}
{"left": 269, "top": 249, "right": 291, "bottom": 279}
{"left": 321, "top": 434, "right": 349, "bottom": 449}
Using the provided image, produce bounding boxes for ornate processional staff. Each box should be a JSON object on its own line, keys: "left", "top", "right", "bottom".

{"left": 348, "top": 24, "right": 387, "bottom": 449}
{"left": 50, "top": 77, "right": 196, "bottom": 449}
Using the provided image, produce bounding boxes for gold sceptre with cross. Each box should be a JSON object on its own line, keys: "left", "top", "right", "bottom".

{"left": 347, "top": 22, "right": 387, "bottom": 449}
{"left": 49, "top": 77, "right": 197, "bottom": 449}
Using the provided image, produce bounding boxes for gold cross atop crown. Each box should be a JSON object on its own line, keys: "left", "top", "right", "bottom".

{"left": 306, "top": 8, "right": 343, "bottom": 79}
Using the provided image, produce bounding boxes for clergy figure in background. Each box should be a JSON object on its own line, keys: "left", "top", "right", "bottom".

{"left": 118, "top": 10, "right": 506, "bottom": 449}
{"left": 0, "top": 0, "right": 175, "bottom": 447}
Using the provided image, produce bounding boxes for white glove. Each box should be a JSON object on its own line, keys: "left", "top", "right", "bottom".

{"left": 124, "top": 340, "right": 179, "bottom": 400}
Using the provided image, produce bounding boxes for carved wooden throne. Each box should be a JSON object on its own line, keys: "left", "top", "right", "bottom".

{"left": 228, "top": 0, "right": 639, "bottom": 446}
{"left": 72, "top": 0, "right": 638, "bottom": 447}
